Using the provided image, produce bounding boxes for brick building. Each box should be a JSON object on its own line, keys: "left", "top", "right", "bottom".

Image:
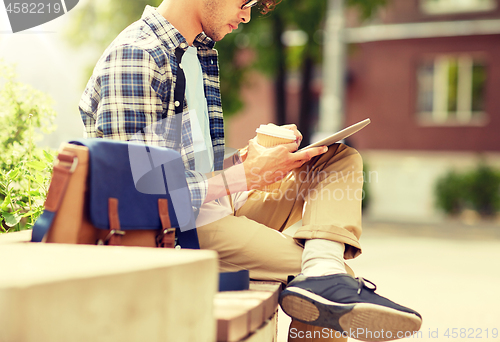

{"left": 343, "top": 0, "right": 500, "bottom": 221}
{"left": 345, "top": 0, "right": 500, "bottom": 152}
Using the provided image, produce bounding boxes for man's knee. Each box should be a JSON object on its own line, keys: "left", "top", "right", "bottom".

{"left": 330, "top": 143, "right": 363, "bottom": 172}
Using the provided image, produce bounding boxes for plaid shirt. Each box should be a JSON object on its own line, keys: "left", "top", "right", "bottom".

{"left": 79, "top": 6, "right": 225, "bottom": 213}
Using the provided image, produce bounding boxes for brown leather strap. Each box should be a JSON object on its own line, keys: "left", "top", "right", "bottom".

{"left": 106, "top": 197, "right": 124, "bottom": 246}
{"left": 57, "top": 151, "right": 77, "bottom": 165}
{"left": 158, "top": 198, "right": 175, "bottom": 248}
{"left": 44, "top": 151, "right": 78, "bottom": 212}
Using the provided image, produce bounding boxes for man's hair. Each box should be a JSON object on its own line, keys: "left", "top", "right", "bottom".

{"left": 260, "top": 0, "right": 280, "bottom": 14}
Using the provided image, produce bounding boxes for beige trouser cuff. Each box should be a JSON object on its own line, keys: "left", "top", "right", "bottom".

{"left": 294, "top": 224, "right": 362, "bottom": 259}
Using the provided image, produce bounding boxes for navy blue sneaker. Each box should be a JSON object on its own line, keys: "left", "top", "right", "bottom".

{"left": 279, "top": 274, "right": 422, "bottom": 341}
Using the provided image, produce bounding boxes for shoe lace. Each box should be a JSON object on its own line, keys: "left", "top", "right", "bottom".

{"left": 356, "top": 277, "right": 377, "bottom": 295}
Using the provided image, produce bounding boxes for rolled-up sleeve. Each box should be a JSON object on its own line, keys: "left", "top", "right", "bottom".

{"left": 185, "top": 170, "right": 208, "bottom": 212}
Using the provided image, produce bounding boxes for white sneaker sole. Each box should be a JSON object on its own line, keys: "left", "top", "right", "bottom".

{"left": 281, "top": 287, "right": 422, "bottom": 342}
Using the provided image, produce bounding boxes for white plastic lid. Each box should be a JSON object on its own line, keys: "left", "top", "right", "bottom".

{"left": 255, "top": 124, "right": 296, "bottom": 140}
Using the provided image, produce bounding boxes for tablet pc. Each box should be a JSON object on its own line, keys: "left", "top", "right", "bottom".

{"left": 299, "top": 118, "right": 371, "bottom": 151}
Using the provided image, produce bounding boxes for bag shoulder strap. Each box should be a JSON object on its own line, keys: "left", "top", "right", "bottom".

{"left": 31, "top": 151, "right": 78, "bottom": 242}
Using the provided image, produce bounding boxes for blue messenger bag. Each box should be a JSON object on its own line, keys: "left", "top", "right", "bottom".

{"left": 31, "top": 138, "right": 199, "bottom": 249}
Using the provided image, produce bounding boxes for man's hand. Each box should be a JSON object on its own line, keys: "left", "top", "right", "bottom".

{"left": 242, "top": 137, "right": 327, "bottom": 190}
{"left": 237, "top": 123, "right": 302, "bottom": 164}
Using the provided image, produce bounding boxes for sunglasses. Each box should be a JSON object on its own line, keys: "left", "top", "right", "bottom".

{"left": 241, "top": 0, "right": 259, "bottom": 10}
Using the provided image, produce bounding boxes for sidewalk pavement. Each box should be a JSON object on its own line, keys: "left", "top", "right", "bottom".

{"left": 277, "top": 219, "right": 500, "bottom": 341}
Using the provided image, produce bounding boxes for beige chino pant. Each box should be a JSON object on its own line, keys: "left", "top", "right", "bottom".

{"left": 197, "top": 143, "right": 364, "bottom": 283}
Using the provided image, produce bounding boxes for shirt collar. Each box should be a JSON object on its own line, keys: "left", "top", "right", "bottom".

{"left": 194, "top": 33, "right": 216, "bottom": 50}
{"left": 141, "top": 6, "right": 215, "bottom": 51}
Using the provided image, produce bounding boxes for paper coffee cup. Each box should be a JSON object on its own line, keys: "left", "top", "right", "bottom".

{"left": 255, "top": 124, "right": 296, "bottom": 192}
{"left": 256, "top": 124, "right": 296, "bottom": 147}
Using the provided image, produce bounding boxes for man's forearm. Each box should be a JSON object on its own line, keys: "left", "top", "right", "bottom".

{"left": 203, "top": 163, "right": 248, "bottom": 203}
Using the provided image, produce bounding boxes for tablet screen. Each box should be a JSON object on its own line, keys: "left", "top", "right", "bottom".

{"left": 299, "top": 118, "right": 371, "bottom": 151}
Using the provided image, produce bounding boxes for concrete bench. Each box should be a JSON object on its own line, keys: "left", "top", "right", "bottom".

{"left": 0, "top": 231, "right": 280, "bottom": 342}
{"left": 0, "top": 230, "right": 218, "bottom": 342}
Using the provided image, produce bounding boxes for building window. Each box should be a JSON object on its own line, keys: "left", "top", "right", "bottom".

{"left": 417, "top": 55, "right": 487, "bottom": 125}
{"left": 421, "top": 0, "right": 497, "bottom": 14}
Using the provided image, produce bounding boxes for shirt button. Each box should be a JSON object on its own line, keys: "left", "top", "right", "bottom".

{"left": 180, "top": 42, "right": 187, "bottom": 48}
{"left": 179, "top": 63, "right": 183, "bottom": 69}
{"left": 174, "top": 101, "right": 180, "bottom": 107}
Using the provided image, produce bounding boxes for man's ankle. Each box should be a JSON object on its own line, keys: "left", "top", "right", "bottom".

{"left": 301, "top": 239, "right": 346, "bottom": 277}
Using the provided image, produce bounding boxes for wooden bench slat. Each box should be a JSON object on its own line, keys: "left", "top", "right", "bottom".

{"left": 214, "top": 281, "right": 282, "bottom": 342}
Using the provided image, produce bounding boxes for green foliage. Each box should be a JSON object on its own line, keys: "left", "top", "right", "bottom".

{"left": 466, "top": 164, "right": 500, "bottom": 216}
{"left": 435, "top": 171, "right": 468, "bottom": 215}
{"left": 0, "top": 61, "right": 57, "bottom": 233}
{"left": 435, "top": 164, "right": 500, "bottom": 217}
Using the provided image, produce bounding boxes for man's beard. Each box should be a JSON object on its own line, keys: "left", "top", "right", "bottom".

{"left": 202, "top": 23, "right": 225, "bottom": 41}
{"left": 201, "top": 0, "right": 226, "bottom": 41}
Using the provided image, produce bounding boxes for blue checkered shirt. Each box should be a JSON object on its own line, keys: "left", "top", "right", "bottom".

{"left": 79, "top": 6, "right": 225, "bottom": 213}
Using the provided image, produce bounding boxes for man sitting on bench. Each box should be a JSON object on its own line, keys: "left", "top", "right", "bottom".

{"left": 79, "top": 0, "right": 422, "bottom": 340}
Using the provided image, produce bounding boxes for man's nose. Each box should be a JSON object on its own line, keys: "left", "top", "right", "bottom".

{"left": 240, "top": 7, "right": 252, "bottom": 23}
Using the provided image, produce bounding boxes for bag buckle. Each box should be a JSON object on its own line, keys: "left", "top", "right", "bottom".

{"left": 97, "top": 229, "right": 126, "bottom": 245}
{"left": 157, "top": 227, "right": 176, "bottom": 248}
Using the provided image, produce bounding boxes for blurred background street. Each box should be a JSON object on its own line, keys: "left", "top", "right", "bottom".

{"left": 2, "top": 0, "right": 500, "bottom": 340}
